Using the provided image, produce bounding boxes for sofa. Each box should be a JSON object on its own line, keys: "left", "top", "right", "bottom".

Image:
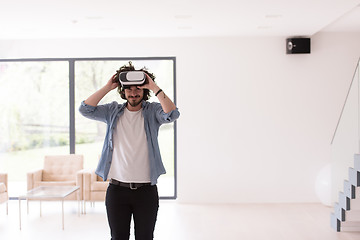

{"left": 27, "top": 154, "right": 84, "bottom": 200}
{"left": 83, "top": 170, "right": 108, "bottom": 212}
{"left": 0, "top": 173, "right": 8, "bottom": 214}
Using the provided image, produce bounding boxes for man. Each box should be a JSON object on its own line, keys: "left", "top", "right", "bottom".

{"left": 79, "top": 62, "right": 180, "bottom": 240}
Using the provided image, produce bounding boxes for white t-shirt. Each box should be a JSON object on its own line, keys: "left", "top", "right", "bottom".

{"left": 108, "top": 107, "right": 150, "bottom": 183}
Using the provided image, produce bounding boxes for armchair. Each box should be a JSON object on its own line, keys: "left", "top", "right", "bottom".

{"left": 83, "top": 170, "right": 109, "bottom": 212}
{"left": 27, "top": 154, "right": 84, "bottom": 200}
{"left": 0, "top": 173, "right": 8, "bottom": 214}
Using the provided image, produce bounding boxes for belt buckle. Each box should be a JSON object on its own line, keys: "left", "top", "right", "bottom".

{"left": 130, "top": 183, "right": 137, "bottom": 190}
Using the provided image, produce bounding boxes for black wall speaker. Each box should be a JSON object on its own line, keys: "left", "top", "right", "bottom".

{"left": 286, "top": 38, "right": 311, "bottom": 54}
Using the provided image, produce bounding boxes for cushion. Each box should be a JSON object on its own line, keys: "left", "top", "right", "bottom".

{"left": 34, "top": 181, "right": 76, "bottom": 188}
{"left": 42, "top": 155, "right": 83, "bottom": 181}
{"left": 90, "top": 191, "right": 106, "bottom": 201}
{"left": 91, "top": 182, "right": 109, "bottom": 191}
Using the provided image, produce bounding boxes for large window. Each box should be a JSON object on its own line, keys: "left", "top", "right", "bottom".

{"left": 0, "top": 57, "right": 177, "bottom": 199}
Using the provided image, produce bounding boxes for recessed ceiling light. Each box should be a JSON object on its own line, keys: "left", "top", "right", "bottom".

{"left": 257, "top": 25, "right": 272, "bottom": 30}
{"left": 178, "top": 26, "right": 192, "bottom": 30}
{"left": 86, "top": 16, "right": 104, "bottom": 20}
{"left": 265, "top": 14, "right": 282, "bottom": 19}
{"left": 99, "top": 28, "right": 114, "bottom": 31}
{"left": 175, "top": 15, "right": 192, "bottom": 19}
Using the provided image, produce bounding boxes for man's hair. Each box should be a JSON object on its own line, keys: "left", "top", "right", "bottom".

{"left": 113, "top": 61, "right": 155, "bottom": 101}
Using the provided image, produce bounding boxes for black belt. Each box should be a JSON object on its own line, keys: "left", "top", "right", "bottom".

{"left": 109, "top": 179, "right": 151, "bottom": 190}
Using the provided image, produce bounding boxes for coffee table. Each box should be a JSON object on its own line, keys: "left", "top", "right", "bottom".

{"left": 18, "top": 186, "right": 80, "bottom": 230}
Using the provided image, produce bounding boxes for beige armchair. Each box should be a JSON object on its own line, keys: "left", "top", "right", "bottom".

{"left": 27, "top": 154, "right": 84, "bottom": 200}
{"left": 83, "top": 170, "right": 109, "bottom": 211}
{"left": 0, "top": 173, "right": 8, "bottom": 214}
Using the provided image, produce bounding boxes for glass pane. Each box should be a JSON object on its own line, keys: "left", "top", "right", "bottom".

{"left": 0, "top": 61, "right": 69, "bottom": 197}
{"left": 74, "top": 59, "right": 176, "bottom": 197}
{"left": 21, "top": 186, "right": 79, "bottom": 199}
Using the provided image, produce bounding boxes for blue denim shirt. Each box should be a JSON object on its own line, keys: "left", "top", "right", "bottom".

{"left": 79, "top": 100, "right": 180, "bottom": 185}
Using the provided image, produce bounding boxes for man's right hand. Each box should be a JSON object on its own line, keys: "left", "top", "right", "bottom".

{"left": 84, "top": 74, "right": 119, "bottom": 107}
{"left": 106, "top": 74, "right": 120, "bottom": 90}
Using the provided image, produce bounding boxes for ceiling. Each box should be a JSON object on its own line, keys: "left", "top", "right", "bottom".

{"left": 0, "top": 0, "right": 359, "bottom": 39}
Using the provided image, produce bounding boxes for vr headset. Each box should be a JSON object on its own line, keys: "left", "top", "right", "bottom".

{"left": 119, "top": 71, "right": 146, "bottom": 87}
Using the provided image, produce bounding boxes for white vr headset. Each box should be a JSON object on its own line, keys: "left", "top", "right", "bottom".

{"left": 119, "top": 71, "right": 146, "bottom": 87}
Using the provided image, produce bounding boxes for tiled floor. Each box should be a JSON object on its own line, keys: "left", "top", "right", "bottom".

{"left": 0, "top": 200, "right": 360, "bottom": 240}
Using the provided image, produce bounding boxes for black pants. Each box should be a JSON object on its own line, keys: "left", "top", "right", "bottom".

{"left": 105, "top": 183, "right": 159, "bottom": 240}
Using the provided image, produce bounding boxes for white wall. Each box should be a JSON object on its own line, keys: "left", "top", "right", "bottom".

{"left": 1, "top": 32, "right": 360, "bottom": 203}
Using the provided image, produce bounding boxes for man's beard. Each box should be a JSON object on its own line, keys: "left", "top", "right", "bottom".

{"left": 127, "top": 96, "right": 142, "bottom": 107}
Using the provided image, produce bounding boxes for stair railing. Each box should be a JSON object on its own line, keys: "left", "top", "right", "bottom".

{"left": 331, "top": 59, "right": 360, "bottom": 204}
{"left": 330, "top": 59, "right": 360, "bottom": 232}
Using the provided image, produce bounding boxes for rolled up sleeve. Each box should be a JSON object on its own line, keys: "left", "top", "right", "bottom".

{"left": 160, "top": 108, "right": 180, "bottom": 123}
{"left": 78, "top": 101, "right": 113, "bottom": 123}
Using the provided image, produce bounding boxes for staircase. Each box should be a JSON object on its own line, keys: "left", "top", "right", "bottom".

{"left": 331, "top": 154, "right": 360, "bottom": 231}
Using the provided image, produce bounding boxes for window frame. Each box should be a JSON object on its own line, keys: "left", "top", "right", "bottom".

{"left": 0, "top": 57, "right": 178, "bottom": 200}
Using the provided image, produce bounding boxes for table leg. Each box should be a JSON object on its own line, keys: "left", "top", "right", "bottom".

{"left": 78, "top": 199, "right": 80, "bottom": 217}
{"left": 19, "top": 199, "right": 22, "bottom": 230}
{"left": 62, "top": 200, "right": 64, "bottom": 230}
{"left": 77, "top": 189, "right": 80, "bottom": 216}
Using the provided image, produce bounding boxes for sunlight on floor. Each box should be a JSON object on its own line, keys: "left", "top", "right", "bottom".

{"left": 1, "top": 200, "right": 360, "bottom": 240}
